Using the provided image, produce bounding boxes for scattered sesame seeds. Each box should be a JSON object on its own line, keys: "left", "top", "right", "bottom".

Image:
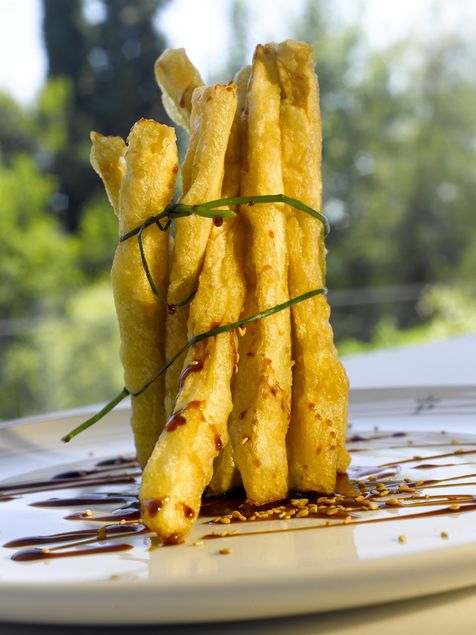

{"left": 219, "top": 547, "right": 233, "bottom": 555}
{"left": 291, "top": 498, "right": 309, "bottom": 507}
{"left": 386, "top": 499, "right": 403, "bottom": 507}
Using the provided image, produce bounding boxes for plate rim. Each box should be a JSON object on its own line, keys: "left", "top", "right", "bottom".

{"left": 2, "top": 383, "right": 476, "bottom": 623}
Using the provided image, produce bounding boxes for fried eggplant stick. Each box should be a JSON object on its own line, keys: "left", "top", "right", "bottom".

{"left": 90, "top": 120, "right": 178, "bottom": 467}
{"left": 164, "top": 85, "right": 237, "bottom": 419}
{"left": 141, "top": 212, "right": 246, "bottom": 542}
{"left": 208, "top": 65, "right": 252, "bottom": 495}
{"left": 276, "top": 40, "right": 350, "bottom": 493}
{"left": 228, "top": 45, "right": 292, "bottom": 504}
{"left": 154, "top": 48, "right": 204, "bottom": 132}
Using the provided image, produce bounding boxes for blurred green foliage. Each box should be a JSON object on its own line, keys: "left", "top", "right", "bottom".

{"left": 0, "top": 0, "right": 475, "bottom": 420}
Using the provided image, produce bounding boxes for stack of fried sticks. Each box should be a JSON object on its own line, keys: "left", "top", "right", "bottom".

{"left": 90, "top": 40, "right": 349, "bottom": 544}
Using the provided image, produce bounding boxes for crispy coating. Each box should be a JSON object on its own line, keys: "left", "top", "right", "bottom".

{"left": 154, "top": 48, "right": 204, "bottom": 132}
{"left": 89, "top": 132, "right": 126, "bottom": 213}
{"left": 98, "top": 41, "right": 351, "bottom": 541}
{"left": 208, "top": 65, "right": 251, "bottom": 495}
{"left": 96, "top": 121, "right": 178, "bottom": 468}
{"left": 276, "top": 40, "right": 350, "bottom": 492}
{"left": 165, "top": 84, "right": 237, "bottom": 418}
{"left": 140, "top": 217, "right": 245, "bottom": 542}
{"left": 228, "top": 45, "right": 292, "bottom": 504}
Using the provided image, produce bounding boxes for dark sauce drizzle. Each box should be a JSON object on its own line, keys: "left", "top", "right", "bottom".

{"left": 2, "top": 439, "right": 476, "bottom": 562}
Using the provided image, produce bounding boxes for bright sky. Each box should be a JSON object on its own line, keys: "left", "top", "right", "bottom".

{"left": 0, "top": 0, "right": 475, "bottom": 103}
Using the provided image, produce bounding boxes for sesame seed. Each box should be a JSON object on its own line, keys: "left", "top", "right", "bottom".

{"left": 84, "top": 509, "right": 93, "bottom": 517}
{"left": 241, "top": 436, "right": 250, "bottom": 445}
{"left": 398, "top": 535, "right": 407, "bottom": 544}
{"left": 296, "top": 509, "right": 309, "bottom": 518}
{"left": 440, "top": 531, "right": 449, "bottom": 539}
{"left": 379, "top": 490, "right": 390, "bottom": 497}
{"left": 219, "top": 517, "right": 231, "bottom": 524}
{"left": 369, "top": 502, "right": 380, "bottom": 510}
{"left": 192, "top": 540, "right": 204, "bottom": 547}
{"left": 291, "top": 498, "right": 309, "bottom": 507}
{"left": 386, "top": 499, "right": 403, "bottom": 507}
{"left": 219, "top": 547, "right": 233, "bottom": 555}
{"left": 449, "top": 504, "right": 460, "bottom": 511}
{"left": 451, "top": 439, "right": 460, "bottom": 445}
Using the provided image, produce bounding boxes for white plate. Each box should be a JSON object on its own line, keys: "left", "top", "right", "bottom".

{"left": 1, "top": 385, "right": 476, "bottom": 625}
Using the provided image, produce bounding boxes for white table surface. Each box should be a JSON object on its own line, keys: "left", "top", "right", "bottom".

{"left": 2, "top": 332, "right": 476, "bottom": 634}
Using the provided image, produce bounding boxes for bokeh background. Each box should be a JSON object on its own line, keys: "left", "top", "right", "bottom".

{"left": 1, "top": 0, "right": 475, "bottom": 420}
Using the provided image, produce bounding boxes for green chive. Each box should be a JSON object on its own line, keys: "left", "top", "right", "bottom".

{"left": 61, "top": 287, "right": 326, "bottom": 442}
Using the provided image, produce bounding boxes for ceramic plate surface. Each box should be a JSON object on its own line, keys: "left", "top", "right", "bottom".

{"left": 1, "top": 385, "right": 476, "bottom": 624}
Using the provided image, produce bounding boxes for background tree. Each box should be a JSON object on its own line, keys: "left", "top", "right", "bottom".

{"left": 42, "top": 0, "right": 170, "bottom": 230}
{"left": 1, "top": 0, "right": 475, "bottom": 420}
